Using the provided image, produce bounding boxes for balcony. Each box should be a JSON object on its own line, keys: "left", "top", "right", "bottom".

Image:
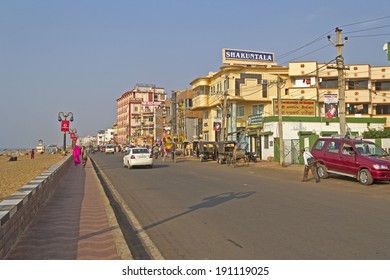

{"left": 192, "top": 95, "right": 209, "bottom": 110}
{"left": 345, "top": 89, "right": 370, "bottom": 103}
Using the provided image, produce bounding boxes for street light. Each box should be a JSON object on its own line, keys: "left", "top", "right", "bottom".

{"left": 69, "top": 128, "right": 78, "bottom": 148}
{"left": 58, "top": 112, "right": 74, "bottom": 155}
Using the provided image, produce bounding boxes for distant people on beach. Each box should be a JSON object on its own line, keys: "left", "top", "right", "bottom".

{"left": 31, "top": 149, "right": 35, "bottom": 159}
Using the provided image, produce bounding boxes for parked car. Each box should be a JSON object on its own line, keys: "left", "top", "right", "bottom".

{"left": 123, "top": 147, "right": 153, "bottom": 169}
{"left": 105, "top": 145, "right": 115, "bottom": 154}
{"left": 311, "top": 136, "right": 390, "bottom": 185}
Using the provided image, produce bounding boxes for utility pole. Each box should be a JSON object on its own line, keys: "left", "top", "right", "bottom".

{"left": 220, "top": 90, "right": 228, "bottom": 141}
{"left": 327, "top": 27, "right": 349, "bottom": 135}
{"left": 277, "top": 76, "right": 285, "bottom": 167}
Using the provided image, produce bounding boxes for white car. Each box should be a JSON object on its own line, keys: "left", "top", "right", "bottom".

{"left": 123, "top": 147, "right": 153, "bottom": 169}
{"left": 105, "top": 145, "right": 115, "bottom": 154}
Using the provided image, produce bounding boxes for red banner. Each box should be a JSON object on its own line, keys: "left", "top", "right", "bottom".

{"left": 70, "top": 132, "right": 76, "bottom": 139}
{"left": 61, "top": 120, "right": 70, "bottom": 132}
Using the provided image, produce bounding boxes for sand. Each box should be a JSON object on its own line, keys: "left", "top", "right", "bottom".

{"left": 0, "top": 152, "right": 65, "bottom": 202}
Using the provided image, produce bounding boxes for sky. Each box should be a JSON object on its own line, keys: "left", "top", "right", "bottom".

{"left": 1, "top": 0, "right": 390, "bottom": 149}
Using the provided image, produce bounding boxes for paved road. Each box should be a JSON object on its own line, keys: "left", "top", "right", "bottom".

{"left": 91, "top": 152, "right": 390, "bottom": 260}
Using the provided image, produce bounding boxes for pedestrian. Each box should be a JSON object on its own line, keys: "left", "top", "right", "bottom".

{"left": 73, "top": 142, "right": 82, "bottom": 166}
{"left": 31, "top": 149, "right": 35, "bottom": 159}
{"left": 301, "top": 148, "right": 320, "bottom": 183}
{"left": 153, "top": 145, "right": 159, "bottom": 159}
{"left": 81, "top": 145, "right": 88, "bottom": 167}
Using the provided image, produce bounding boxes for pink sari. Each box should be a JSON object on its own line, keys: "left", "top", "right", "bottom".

{"left": 73, "top": 146, "right": 81, "bottom": 165}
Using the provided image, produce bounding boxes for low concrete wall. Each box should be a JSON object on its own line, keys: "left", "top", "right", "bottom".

{"left": 0, "top": 155, "right": 72, "bottom": 259}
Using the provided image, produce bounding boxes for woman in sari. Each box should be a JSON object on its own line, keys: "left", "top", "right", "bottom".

{"left": 73, "top": 143, "right": 81, "bottom": 165}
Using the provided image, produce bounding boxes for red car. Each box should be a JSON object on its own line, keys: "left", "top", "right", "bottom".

{"left": 311, "top": 137, "right": 390, "bottom": 185}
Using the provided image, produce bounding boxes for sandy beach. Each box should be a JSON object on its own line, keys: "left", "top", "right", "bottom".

{"left": 0, "top": 152, "right": 65, "bottom": 202}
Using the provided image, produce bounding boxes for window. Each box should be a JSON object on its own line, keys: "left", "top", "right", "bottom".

{"left": 341, "top": 144, "right": 354, "bottom": 156}
{"left": 375, "top": 81, "right": 390, "bottom": 90}
{"left": 319, "top": 78, "right": 338, "bottom": 88}
{"left": 224, "top": 78, "right": 229, "bottom": 90}
{"left": 347, "top": 79, "right": 368, "bottom": 90}
{"left": 262, "top": 80, "right": 268, "bottom": 98}
{"left": 325, "top": 141, "right": 341, "bottom": 153}
{"left": 376, "top": 105, "right": 390, "bottom": 114}
{"left": 314, "top": 140, "right": 325, "bottom": 151}
{"left": 204, "top": 132, "right": 209, "bottom": 141}
{"left": 148, "top": 117, "right": 153, "bottom": 122}
{"left": 204, "top": 110, "right": 209, "bottom": 119}
{"left": 186, "top": 98, "right": 193, "bottom": 108}
{"left": 252, "top": 104, "right": 264, "bottom": 115}
{"left": 237, "top": 106, "right": 245, "bottom": 117}
{"left": 216, "top": 107, "right": 222, "bottom": 118}
{"left": 264, "top": 135, "right": 269, "bottom": 149}
{"left": 347, "top": 104, "right": 368, "bottom": 114}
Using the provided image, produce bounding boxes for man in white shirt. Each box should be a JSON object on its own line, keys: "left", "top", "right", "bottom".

{"left": 302, "top": 148, "right": 320, "bottom": 183}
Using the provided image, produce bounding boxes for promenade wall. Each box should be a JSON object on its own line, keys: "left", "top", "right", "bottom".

{"left": 0, "top": 155, "right": 72, "bottom": 259}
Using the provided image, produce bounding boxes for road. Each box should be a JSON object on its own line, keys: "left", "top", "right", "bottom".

{"left": 91, "top": 152, "right": 390, "bottom": 260}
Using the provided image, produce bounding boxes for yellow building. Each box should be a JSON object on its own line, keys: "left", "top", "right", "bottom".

{"left": 190, "top": 48, "right": 289, "bottom": 154}
{"left": 189, "top": 48, "right": 390, "bottom": 162}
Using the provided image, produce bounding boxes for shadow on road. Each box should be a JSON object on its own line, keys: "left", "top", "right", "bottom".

{"left": 141, "top": 191, "right": 255, "bottom": 231}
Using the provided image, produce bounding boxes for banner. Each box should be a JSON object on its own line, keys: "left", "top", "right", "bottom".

{"left": 213, "top": 118, "right": 221, "bottom": 131}
{"left": 61, "top": 120, "right": 70, "bottom": 132}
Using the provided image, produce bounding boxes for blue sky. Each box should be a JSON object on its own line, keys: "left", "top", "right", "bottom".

{"left": 1, "top": 0, "right": 390, "bottom": 148}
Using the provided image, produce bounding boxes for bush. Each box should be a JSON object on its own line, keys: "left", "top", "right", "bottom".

{"left": 362, "top": 128, "right": 390, "bottom": 138}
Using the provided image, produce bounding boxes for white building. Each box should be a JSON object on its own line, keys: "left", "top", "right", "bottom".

{"left": 80, "top": 135, "right": 97, "bottom": 147}
{"left": 97, "top": 128, "right": 114, "bottom": 146}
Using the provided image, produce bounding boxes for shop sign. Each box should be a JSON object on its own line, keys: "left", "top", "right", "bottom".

{"left": 223, "top": 48, "right": 274, "bottom": 65}
{"left": 324, "top": 94, "right": 338, "bottom": 104}
{"left": 247, "top": 114, "right": 263, "bottom": 126}
{"left": 142, "top": 101, "right": 161, "bottom": 107}
{"left": 273, "top": 99, "right": 316, "bottom": 115}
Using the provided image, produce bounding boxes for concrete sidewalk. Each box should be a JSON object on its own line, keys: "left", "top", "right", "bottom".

{"left": 6, "top": 158, "right": 132, "bottom": 260}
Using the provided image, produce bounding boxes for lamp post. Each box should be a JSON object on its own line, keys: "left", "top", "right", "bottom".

{"left": 58, "top": 112, "right": 74, "bottom": 155}
{"left": 69, "top": 128, "right": 78, "bottom": 148}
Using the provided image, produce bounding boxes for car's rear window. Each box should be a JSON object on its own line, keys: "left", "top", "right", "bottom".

{"left": 132, "top": 149, "right": 149, "bottom": 154}
{"left": 313, "top": 140, "right": 325, "bottom": 151}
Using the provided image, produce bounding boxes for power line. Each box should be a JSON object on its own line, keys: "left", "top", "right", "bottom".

{"left": 339, "top": 15, "right": 390, "bottom": 28}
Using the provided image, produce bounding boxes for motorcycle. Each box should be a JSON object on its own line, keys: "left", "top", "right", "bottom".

{"left": 245, "top": 151, "right": 257, "bottom": 163}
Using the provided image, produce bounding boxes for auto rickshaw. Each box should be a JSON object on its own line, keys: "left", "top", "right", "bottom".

{"left": 229, "top": 142, "right": 249, "bottom": 167}
{"left": 215, "top": 141, "right": 236, "bottom": 164}
{"left": 198, "top": 141, "right": 216, "bottom": 162}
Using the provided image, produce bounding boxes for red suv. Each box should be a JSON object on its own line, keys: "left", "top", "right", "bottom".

{"left": 311, "top": 137, "right": 390, "bottom": 185}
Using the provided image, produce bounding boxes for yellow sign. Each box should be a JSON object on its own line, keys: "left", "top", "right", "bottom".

{"left": 273, "top": 99, "right": 316, "bottom": 115}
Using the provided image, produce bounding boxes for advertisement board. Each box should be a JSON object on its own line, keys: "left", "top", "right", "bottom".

{"left": 273, "top": 100, "right": 316, "bottom": 116}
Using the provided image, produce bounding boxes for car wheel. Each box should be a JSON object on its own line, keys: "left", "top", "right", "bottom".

{"left": 317, "top": 164, "right": 329, "bottom": 179}
{"left": 359, "top": 169, "right": 373, "bottom": 185}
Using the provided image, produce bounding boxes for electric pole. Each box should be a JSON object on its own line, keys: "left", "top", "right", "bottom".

{"left": 327, "top": 27, "right": 349, "bottom": 135}
{"left": 221, "top": 90, "right": 228, "bottom": 142}
{"left": 277, "top": 75, "right": 285, "bottom": 167}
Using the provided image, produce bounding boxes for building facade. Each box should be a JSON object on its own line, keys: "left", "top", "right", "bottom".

{"left": 116, "top": 83, "right": 166, "bottom": 146}
{"left": 189, "top": 48, "right": 389, "bottom": 162}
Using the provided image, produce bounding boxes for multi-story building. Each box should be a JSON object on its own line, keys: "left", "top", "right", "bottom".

{"left": 97, "top": 129, "right": 114, "bottom": 146}
{"left": 116, "top": 83, "right": 166, "bottom": 146}
{"left": 190, "top": 48, "right": 388, "bottom": 163}
{"left": 168, "top": 88, "right": 203, "bottom": 143}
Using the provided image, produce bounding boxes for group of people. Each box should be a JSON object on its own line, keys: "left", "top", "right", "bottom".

{"left": 72, "top": 142, "right": 88, "bottom": 167}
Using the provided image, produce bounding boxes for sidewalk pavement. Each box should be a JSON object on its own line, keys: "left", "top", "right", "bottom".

{"left": 6, "top": 158, "right": 132, "bottom": 260}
